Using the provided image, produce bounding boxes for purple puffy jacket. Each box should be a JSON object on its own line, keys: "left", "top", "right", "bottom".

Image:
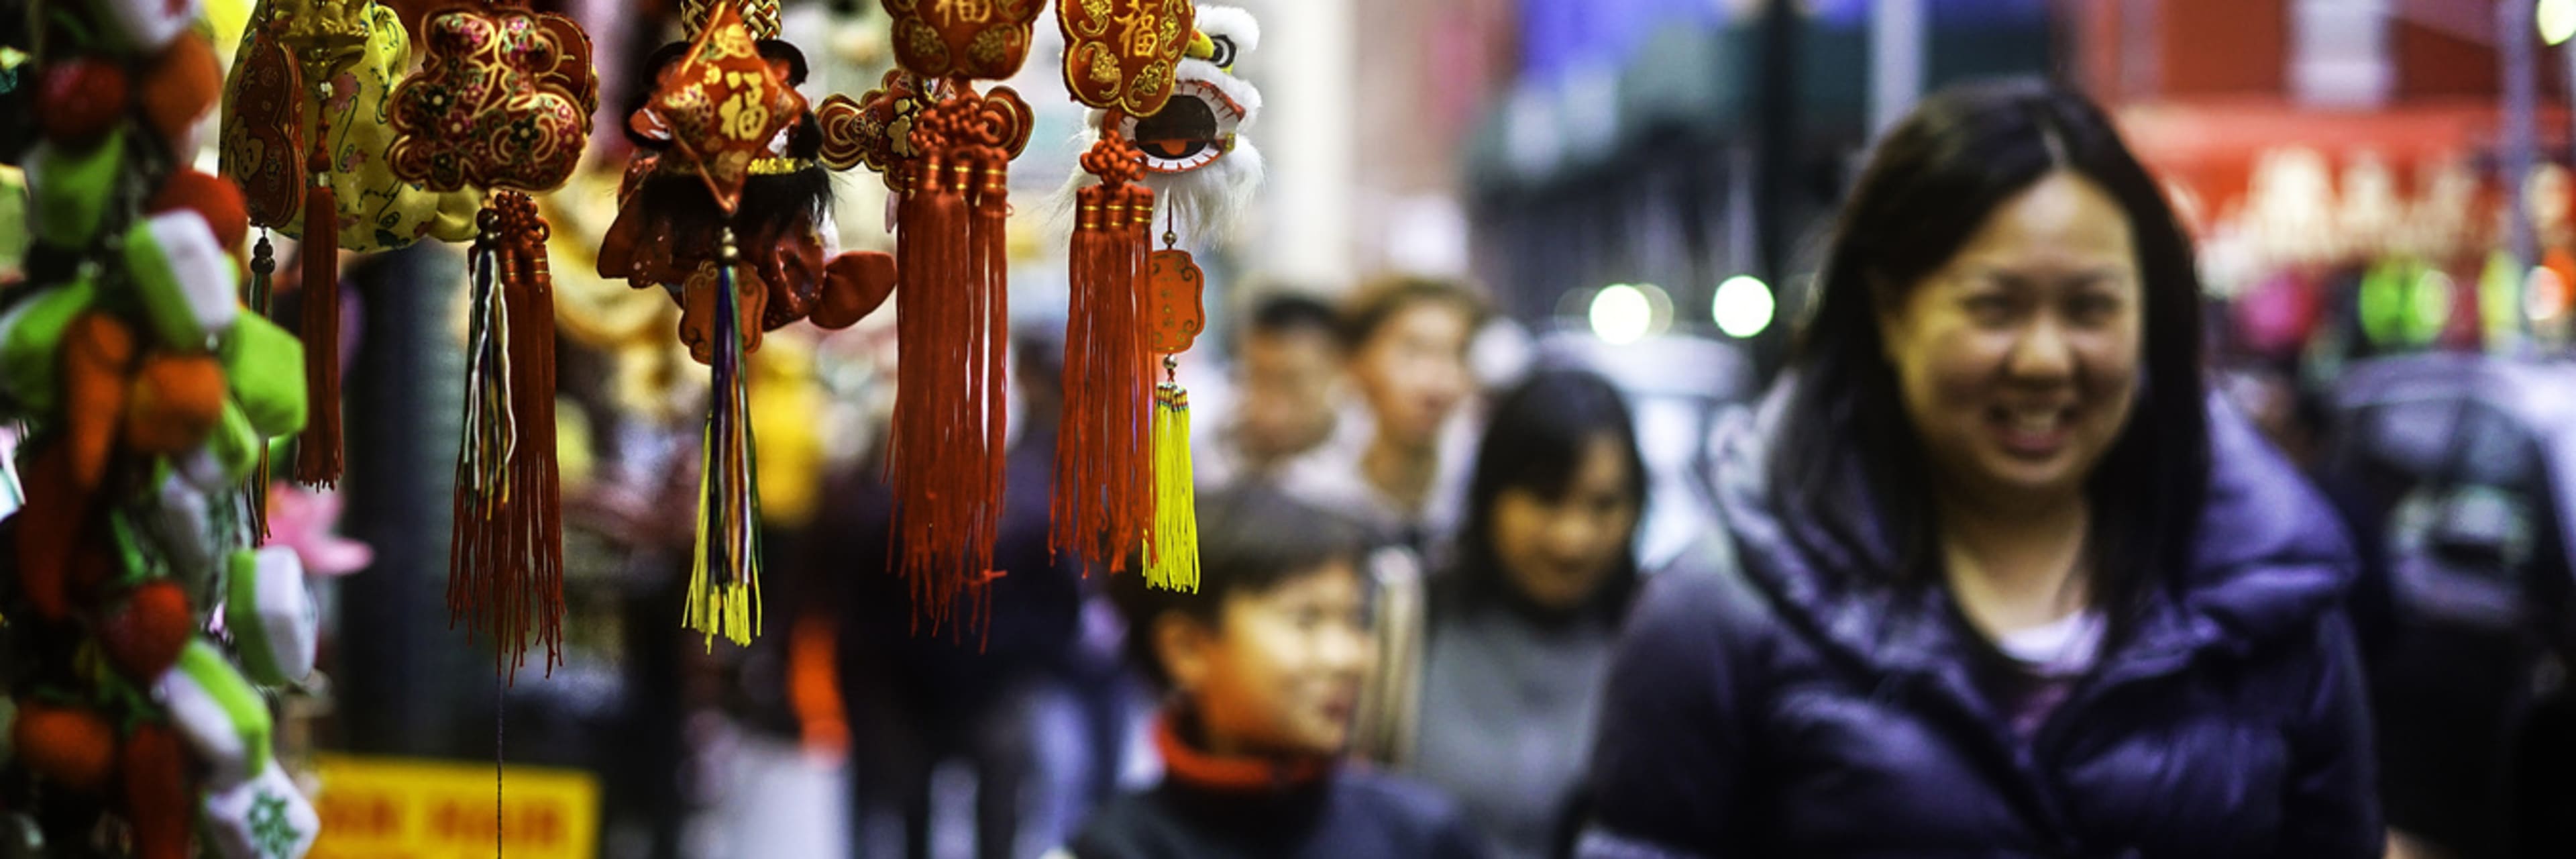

{"left": 1579, "top": 389, "right": 2381, "bottom": 859}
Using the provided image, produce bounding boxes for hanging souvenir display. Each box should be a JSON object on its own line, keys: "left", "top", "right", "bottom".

{"left": 1051, "top": 0, "right": 1191, "bottom": 583}
{"left": 382, "top": 0, "right": 598, "bottom": 680}
{"left": 815, "top": 0, "right": 1041, "bottom": 635}
{"left": 610, "top": 1, "right": 810, "bottom": 647}
{"left": 220, "top": 0, "right": 484, "bottom": 488}
{"left": 1054, "top": 1, "right": 1263, "bottom": 591}
{"left": 598, "top": 3, "right": 894, "bottom": 366}
{"left": 3, "top": 1, "right": 321, "bottom": 855}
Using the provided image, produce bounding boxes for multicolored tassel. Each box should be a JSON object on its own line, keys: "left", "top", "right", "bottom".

{"left": 1146, "top": 380, "right": 1197, "bottom": 593}
{"left": 686, "top": 228, "right": 762, "bottom": 649}
{"left": 447, "top": 193, "right": 567, "bottom": 679}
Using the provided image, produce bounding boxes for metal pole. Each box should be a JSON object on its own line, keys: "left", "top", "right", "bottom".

{"left": 2505, "top": 0, "right": 2540, "bottom": 266}
{"left": 1754, "top": 0, "right": 1801, "bottom": 374}
{"left": 1755, "top": 0, "right": 1797, "bottom": 285}
{"left": 2121, "top": 0, "right": 2160, "bottom": 102}
{"left": 1871, "top": 0, "right": 1925, "bottom": 135}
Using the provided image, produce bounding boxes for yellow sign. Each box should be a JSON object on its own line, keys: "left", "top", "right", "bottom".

{"left": 309, "top": 755, "right": 599, "bottom": 859}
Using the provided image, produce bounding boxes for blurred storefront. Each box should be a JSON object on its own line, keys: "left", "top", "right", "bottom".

{"left": 1457, "top": 0, "right": 2055, "bottom": 375}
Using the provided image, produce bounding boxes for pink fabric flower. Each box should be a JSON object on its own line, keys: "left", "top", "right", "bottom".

{"left": 327, "top": 72, "right": 361, "bottom": 113}
{"left": 264, "top": 485, "right": 374, "bottom": 576}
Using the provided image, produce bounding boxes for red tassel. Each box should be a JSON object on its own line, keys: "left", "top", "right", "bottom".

{"left": 888, "top": 93, "right": 1008, "bottom": 637}
{"left": 446, "top": 193, "right": 566, "bottom": 681}
{"left": 510, "top": 193, "right": 565, "bottom": 674}
{"left": 971, "top": 132, "right": 1013, "bottom": 649}
{"left": 1053, "top": 131, "right": 1157, "bottom": 575}
{"left": 294, "top": 134, "right": 341, "bottom": 488}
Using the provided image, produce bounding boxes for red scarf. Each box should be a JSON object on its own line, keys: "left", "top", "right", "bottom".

{"left": 1153, "top": 709, "right": 1331, "bottom": 793}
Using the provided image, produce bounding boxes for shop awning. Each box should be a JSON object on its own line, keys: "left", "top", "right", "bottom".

{"left": 2119, "top": 97, "right": 2575, "bottom": 219}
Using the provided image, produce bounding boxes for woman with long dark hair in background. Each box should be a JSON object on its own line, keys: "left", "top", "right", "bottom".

{"left": 1376, "top": 368, "right": 1647, "bottom": 859}
{"left": 1580, "top": 79, "right": 2381, "bottom": 857}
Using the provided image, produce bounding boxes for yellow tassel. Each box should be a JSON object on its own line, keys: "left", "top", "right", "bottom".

{"left": 1145, "top": 383, "right": 1199, "bottom": 593}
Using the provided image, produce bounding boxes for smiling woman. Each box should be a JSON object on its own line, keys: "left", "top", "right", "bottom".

{"left": 1578, "top": 79, "right": 2383, "bottom": 858}
{"left": 1403, "top": 369, "right": 1646, "bottom": 859}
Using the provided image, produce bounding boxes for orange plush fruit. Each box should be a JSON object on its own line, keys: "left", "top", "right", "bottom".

{"left": 12, "top": 702, "right": 117, "bottom": 793}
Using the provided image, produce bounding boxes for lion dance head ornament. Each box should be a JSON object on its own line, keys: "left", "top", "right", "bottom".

{"left": 1052, "top": 2, "right": 1263, "bottom": 593}
{"left": 1065, "top": 5, "right": 1263, "bottom": 239}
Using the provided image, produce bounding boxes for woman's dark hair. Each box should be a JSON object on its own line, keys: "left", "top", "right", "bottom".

{"left": 1773, "top": 78, "right": 2210, "bottom": 627}
{"left": 1112, "top": 486, "right": 1369, "bottom": 688}
{"left": 1444, "top": 368, "right": 1648, "bottom": 624}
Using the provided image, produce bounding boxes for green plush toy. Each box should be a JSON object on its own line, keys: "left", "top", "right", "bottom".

{"left": 217, "top": 315, "right": 305, "bottom": 437}
{"left": 225, "top": 548, "right": 316, "bottom": 687}
{"left": 24, "top": 133, "right": 126, "bottom": 248}
{"left": 0, "top": 278, "right": 99, "bottom": 414}
{"left": 156, "top": 638, "right": 274, "bottom": 789}
{"left": 122, "top": 211, "right": 241, "bottom": 350}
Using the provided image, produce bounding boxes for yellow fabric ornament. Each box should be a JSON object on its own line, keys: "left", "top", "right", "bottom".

{"left": 220, "top": 0, "right": 480, "bottom": 252}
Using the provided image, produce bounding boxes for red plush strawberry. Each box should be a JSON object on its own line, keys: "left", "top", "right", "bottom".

{"left": 99, "top": 580, "right": 193, "bottom": 681}
{"left": 36, "top": 59, "right": 129, "bottom": 146}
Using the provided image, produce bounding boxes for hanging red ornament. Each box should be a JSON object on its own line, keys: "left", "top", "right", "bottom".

{"left": 1051, "top": 0, "right": 1194, "bottom": 576}
{"left": 383, "top": 1, "right": 599, "bottom": 678}
{"left": 621, "top": 0, "right": 808, "bottom": 647}
{"left": 863, "top": 0, "right": 1044, "bottom": 636}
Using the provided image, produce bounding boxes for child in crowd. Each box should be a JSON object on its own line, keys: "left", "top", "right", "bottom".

{"left": 1069, "top": 487, "right": 1487, "bottom": 859}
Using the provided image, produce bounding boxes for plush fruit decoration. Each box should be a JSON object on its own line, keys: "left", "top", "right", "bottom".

{"left": 123, "top": 355, "right": 227, "bottom": 454}
{"left": 156, "top": 640, "right": 271, "bottom": 789}
{"left": 65, "top": 522, "right": 127, "bottom": 605}
{"left": 101, "top": 580, "right": 195, "bottom": 681}
{"left": 12, "top": 448, "right": 78, "bottom": 619}
{"left": 138, "top": 36, "right": 222, "bottom": 152}
{"left": 225, "top": 548, "right": 316, "bottom": 685}
{"left": 119, "top": 723, "right": 193, "bottom": 859}
{"left": 148, "top": 171, "right": 252, "bottom": 256}
{"left": 61, "top": 313, "right": 138, "bottom": 491}
{"left": 11, "top": 703, "right": 118, "bottom": 793}
{"left": 37, "top": 60, "right": 129, "bottom": 146}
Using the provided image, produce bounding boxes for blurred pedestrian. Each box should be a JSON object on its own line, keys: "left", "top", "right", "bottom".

{"left": 1367, "top": 368, "right": 1646, "bottom": 859}
{"left": 807, "top": 332, "right": 1087, "bottom": 859}
{"left": 1196, "top": 292, "right": 1346, "bottom": 488}
{"left": 1582, "top": 79, "right": 2380, "bottom": 857}
{"left": 1278, "top": 276, "right": 1487, "bottom": 561}
{"left": 1069, "top": 487, "right": 1487, "bottom": 859}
